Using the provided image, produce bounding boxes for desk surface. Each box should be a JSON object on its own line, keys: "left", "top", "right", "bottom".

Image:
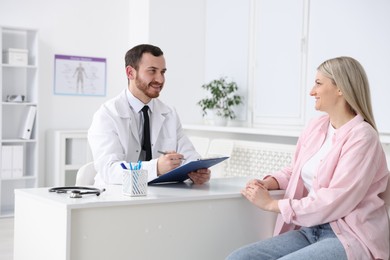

{"left": 14, "top": 177, "right": 284, "bottom": 260}
{"left": 15, "top": 177, "right": 284, "bottom": 209}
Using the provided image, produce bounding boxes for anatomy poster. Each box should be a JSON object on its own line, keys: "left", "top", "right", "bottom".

{"left": 54, "top": 54, "right": 106, "bottom": 96}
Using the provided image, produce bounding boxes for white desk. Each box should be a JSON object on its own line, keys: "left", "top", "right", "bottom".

{"left": 14, "top": 177, "right": 283, "bottom": 260}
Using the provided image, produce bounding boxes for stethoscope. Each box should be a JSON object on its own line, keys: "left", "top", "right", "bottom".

{"left": 48, "top": 186, "right": 106, "bottom": 198}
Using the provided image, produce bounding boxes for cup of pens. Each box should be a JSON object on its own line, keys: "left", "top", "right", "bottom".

{"left": 122, "top": 161, "right": 148, "bottom": 197}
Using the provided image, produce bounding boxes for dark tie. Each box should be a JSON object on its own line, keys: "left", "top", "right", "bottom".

{"left": 141, "top": 106, "right": 152, "bottom": 161}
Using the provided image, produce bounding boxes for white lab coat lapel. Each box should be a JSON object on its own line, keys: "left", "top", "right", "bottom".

{"left": 128, "top": 110, "right": 141, "bottom": 147}
{"left": 150, "top": 101, "right": 168, "bottom": 151}
{"left": 115, "top": 90, "right": 141, "bottom": 148}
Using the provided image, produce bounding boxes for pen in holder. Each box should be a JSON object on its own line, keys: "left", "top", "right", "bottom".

{"left": 123, "top": 169, "right": 148, "bottom": 196}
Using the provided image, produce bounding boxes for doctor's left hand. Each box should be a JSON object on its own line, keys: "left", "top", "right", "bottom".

{"left": 188, "top": 168, "right": 210, "bottom": 185}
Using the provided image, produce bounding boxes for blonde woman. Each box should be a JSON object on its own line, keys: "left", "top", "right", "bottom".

{"left": 227, "top": 57, "right": 389, "bottom": 260}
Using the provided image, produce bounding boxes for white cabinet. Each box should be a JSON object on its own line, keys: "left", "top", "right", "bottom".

{"left": 46, "top": 130, "right": 92, "bottom": 187}
{"left": 204, "top": 0, "right": 390, "bottom": 134}
{"left": 204, "top": 0, "right": 309, "bottom": 131}
{"left": 253, "top": 0, "right": 307, "bottom": 130}
{"left": 0, "top": 26, "right": 38, "bottom": 217}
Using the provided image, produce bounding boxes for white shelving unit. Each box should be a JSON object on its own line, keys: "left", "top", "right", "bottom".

{"left": 46, "top": 130, "right": 92, "bottom": 187}
{"left": 0, "top": 26, "right": 38, "bottom": 217}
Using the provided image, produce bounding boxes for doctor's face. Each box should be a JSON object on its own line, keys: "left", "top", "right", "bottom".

{"left": 133, "top": 53, "right": 166, "bottom": 100}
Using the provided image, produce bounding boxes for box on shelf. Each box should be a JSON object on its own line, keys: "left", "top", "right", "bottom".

{"left": 2, "top": 48, "right": 28, "bottom": 66}
{"left": 1, "top": 145, "right": 13, "bottom": 179}
{"left": 12, "top": 145, "right": 24, "bottom": 178}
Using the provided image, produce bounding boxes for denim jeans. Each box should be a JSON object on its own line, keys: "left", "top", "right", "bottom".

{"left": 226, "top": 223, "right": 347, "bottom": 260}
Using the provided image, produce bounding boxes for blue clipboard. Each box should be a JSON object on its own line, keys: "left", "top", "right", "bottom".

{"left": 148, "top": 156, "right": 229, "bottom": 185}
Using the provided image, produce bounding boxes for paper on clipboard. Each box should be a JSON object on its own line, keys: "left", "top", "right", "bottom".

{"left": 148, "top": 156, "right": 229, "bottom": 185}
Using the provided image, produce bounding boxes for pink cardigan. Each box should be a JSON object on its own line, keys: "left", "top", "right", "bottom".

{"left": 272, "top": 114, "right": 389, "bottom": 260}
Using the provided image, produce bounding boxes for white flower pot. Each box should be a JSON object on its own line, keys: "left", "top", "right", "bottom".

{"left": 213, "top": 116, "right": 228, "bottom": 126}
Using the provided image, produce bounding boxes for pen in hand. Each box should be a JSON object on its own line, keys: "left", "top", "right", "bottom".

{"left": 158, "top": 150, "right": 186, "bottom": 160}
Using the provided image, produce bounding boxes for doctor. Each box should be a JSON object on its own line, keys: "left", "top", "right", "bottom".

{"left": 88, "top": 44, "right": 210, "bottom": 185}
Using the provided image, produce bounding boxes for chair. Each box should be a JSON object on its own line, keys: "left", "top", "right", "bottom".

{"left": 206, "top": 139, "right": 234, "bottom": 178}
{"left": 188, "top": 136, "right": 210, "bottom": 157}
{"left": 75, "top": 161, "right": 97, "bottom": 186}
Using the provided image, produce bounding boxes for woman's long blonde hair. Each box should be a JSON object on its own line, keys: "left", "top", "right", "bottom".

{"left": 317, "top": 56, "right": 377, "bottom": 131}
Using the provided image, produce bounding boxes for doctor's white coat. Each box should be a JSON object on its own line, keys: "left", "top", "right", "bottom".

{"left": 88, "top": 89, "right": 200, "bottom": 185}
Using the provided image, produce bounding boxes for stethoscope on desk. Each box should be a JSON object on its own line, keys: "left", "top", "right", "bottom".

{"left": 48, "top": 186, "right": 106, "bottom": 198}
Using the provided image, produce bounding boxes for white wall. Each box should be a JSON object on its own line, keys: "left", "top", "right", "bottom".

{"left": 305, "top": 0, "right": 390, "bottom": 133}
{"left": 148, "top": 0, "right": 206, "bottom": 125}
{"left": 0, "top": 0, "right": 130, "bottom": 185}
{"left": 1, "top": 0, "right": 390, "bottom": 185}
{"left": 0, "top": 0, "right": 210, "bottom": 185}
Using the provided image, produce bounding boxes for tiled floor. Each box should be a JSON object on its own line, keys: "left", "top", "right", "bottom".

{"left": 0, "top": 217, "right": 13, "bottom": 260}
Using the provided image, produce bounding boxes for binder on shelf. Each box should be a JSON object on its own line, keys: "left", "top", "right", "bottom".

{"left": 1, "top": 146, "right": 13, "bottom": 179}
{"left": 19, "top": 106, "right": 37, "bottom": 139}
{"left": 0, "top": 145, "right": 25, "bottom": 178}
{"left": 12, "top": 145, "right": 24, "bottom": 178}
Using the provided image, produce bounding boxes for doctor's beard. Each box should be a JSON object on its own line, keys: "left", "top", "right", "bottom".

{"left": 135, "top": 77, "right": 163, "bottom": 99}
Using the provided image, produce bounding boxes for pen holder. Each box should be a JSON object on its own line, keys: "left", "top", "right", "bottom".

{"left": 122, "top": 169, "right": 148, "bottom": 196}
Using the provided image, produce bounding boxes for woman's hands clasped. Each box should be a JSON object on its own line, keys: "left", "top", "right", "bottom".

{"left": 241, "top": 179, "right": 280, "bottom": 213}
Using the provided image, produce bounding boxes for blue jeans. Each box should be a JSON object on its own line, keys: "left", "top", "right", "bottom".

{"left": 226, "top": 223, "right": 347, "bottom": 260}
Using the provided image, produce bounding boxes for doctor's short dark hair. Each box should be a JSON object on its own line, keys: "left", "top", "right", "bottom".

{"left": 125, "top": 44, "right": 164, "bottom": 70}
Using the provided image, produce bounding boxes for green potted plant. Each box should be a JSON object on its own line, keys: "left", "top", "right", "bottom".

{"left": 197, "top": 77, "right": 243, "bottom": 125}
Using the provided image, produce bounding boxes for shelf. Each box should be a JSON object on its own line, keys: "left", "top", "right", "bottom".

{"left": 1, "top": 139, "right": 37, "bottom": 143}
{"left": 1, "top": 64, "right": 37, "bottom": 69}
{"left": 183, "top": 124, "right": 301, "bottom": 138}
{"left": 183, "top": 124, "right": 390, "bottom": 144}
{"left": 380, "top": 134, "right": 390, "bottom": 144}
{"left": 64, "top": 164, "right": 84, "bottom": 171}
{"left": 1, "top": 177, "right": 36, "bottom": 182}
{"left": 0, "top": 210, "right": 14, "bottom": 218}
{"left": 0, "top": 26, "right": 39, "bottom": 217}
{"left": 2, "top": 102, "right": 37, "bottom": 106}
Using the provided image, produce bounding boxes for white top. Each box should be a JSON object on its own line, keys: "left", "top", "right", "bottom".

{"left": 301, "top": 123, "right": 335, "bottom": 196}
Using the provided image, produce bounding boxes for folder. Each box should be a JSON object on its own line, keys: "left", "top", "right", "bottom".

{"left": 1, "top": 145, "right": 24, "bottom": 178}
{"left": 19, "top": 106, "right": 37, "bottom": 139}
{"left": 1, "top": 146, "right": 13, "bottom": 179}
{"left": 148, "top": 156, "right": 229, "bottom": 185}
{"left": 12, "top": 145, "right": 24, "bottom": 178}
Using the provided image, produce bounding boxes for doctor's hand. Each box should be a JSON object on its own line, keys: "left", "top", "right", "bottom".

{"left": 241, "top": 180, "right": 280, "bottom": 213}
{"left": 157, "top": 151, "right": 185, "bottom": 175}
{"left": 188, "top": 168, "right": 210, "bottom": 185}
